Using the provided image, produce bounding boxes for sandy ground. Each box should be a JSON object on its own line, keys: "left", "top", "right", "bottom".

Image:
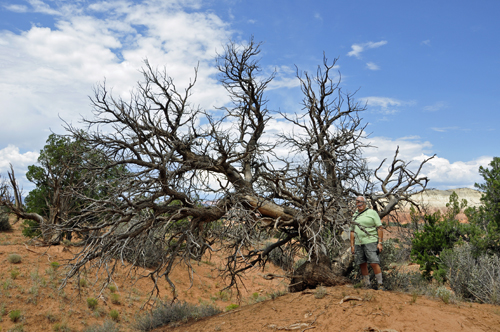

{"left": 154, "top": 286, "right": 500, "bottom": 332}
{"left": 154, "top": 285, "right": 500, "bottom": 332}
{"left": 1, "top": 214, "right": 500, "bottom": 332}
{"left": 0, "top": 218, "right": 286, "bottom": 332}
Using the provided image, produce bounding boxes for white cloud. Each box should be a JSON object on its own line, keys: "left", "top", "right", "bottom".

{"left": 421, "top": 39, "right": 431, "bottom": 46}
{"left": 431, "top": 126, "right": 469, "bottom": 132}
{"left": 0, "top": 145, "right": 39, "bottom": 193}
{"left": 4, "top": 4, "right": 29, "bottom": 13}
{"left": 361, "top": 97, "right": 402, "bottom": 108}
{"left": 423, "top": 101, "right": 448, "bottom": 112}
{"left": 28, "top": 0, "right": 62, "bottom": 16}
{"left": 347, "top": 40, "right": 387, "bottom": 59}
{"left": 0, "top": 146, "right": 38, "bottom": 171}
{"left": 0, "top": 0, "right": 231, "bottom": 152}
{"left": 416, "top": 155, "right": 492, "bottom": 189}
{"left": 0, "top": 0, "right": 235, "bottom": 193}
{"left": 267, "top": 65, "right": 300, "bottom": 90}
{"left": 366, "top": 62, "right": 380, "bottom": 70}
{"left": 359, "top": 96, "right": 413, "bottom": 115}
{"left": 363, "top": 136, "right": 492, "bottom": 189}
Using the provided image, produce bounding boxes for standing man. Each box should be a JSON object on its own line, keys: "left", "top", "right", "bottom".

{"left": 350, "top": 196, "right": 385, "bottom": 290}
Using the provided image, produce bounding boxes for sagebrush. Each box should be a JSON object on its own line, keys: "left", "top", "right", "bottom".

{"left": 0, "top": 206, "right": 12, "bottom": 232}
{"left": 440, "top": 243, "right": 500, "bottom": 304}
{"left": 133, "top": 301, "right": 221, "bottom": 332}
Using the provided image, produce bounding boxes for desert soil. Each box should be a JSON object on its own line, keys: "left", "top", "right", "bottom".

{"left": 0, "top": 217, "right": 286, "bottom": 332}
{"left": 1, "top": 212, "right": 500, "bottom": 332}
{"left": 156, "top": 285, "right": 500, "bottom": 332}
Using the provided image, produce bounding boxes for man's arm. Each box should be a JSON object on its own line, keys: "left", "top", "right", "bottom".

{"left": 377, "top": 226, "right": 383, "bottom": 252}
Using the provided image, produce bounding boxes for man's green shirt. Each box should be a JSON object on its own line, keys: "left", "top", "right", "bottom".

{"left": 350, "top": 209, "right": 382, "bottom": 245}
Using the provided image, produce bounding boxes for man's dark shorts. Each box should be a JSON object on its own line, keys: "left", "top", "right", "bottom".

{"left": 354, "top": 242, "right": 380, "bottom": 265}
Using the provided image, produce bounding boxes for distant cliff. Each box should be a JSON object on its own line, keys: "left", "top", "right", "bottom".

{"left": 410, "top": 188, "right": 482, "bottom": 210}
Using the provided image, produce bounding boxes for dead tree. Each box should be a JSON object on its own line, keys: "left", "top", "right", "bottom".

{"left": 1, "top": 39, "right": 433, "bottom": 296}
{"left": 0, "top": 165, "right": 46, "bottom": 230}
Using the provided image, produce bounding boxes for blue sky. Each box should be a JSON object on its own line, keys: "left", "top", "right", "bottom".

{"left": 0, "top": 0, "right": 498, "bottom": 193}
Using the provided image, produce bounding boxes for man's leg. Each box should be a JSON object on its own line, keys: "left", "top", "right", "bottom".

{"left": 360, "top": 263, "right": 370, "bottom": 287}
{"left": 370, "top": 263, "right": 381, "bottom": 275}
{"left": 365, "top": 242, "right": 384, "bottom": 290}
{"left": 356, "top": 245, "right": 370, "bottom": 287}
{"left": 370, "top": 263, "right": 384, "bottom": 290}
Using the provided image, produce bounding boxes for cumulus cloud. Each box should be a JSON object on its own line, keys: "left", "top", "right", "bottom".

{"left": 347, "top": 40, "right": 387, "bottom": 59}
{"left": 366, "top": 62, "right": 380, "bottom": 70}
{"left": 260, "top": 121, "right": 489, "bottom": 190}
{"left": 0, "top": 0, "right": 231, "bottom": 152}
{"left": 363, "top": 136, "right": 492, "bottom": 189}
{"left": 416, "top": 155, "right": 492, "bottom": 189}
{"left": 0, "top": 0, "right": 235, "bottom": 194}
{"left": 0, "top": 146, "right": 39, "bottom": 193}
{"left": 0, "top": 146, "right": 38, "bottom": 171}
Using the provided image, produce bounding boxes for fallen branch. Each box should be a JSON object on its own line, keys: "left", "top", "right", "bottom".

{"left": 339, "top": 296, "right": 363, "bottom": 304}
{"left": 266, "top": 322, "right": 311, "bottom": 330}
{"left": 264, "top": 273, "right": 288, "bottom": 280}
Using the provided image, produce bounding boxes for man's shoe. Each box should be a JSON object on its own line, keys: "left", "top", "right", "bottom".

{"left": 378, "top": 284, "right": 386, "bottom": 291}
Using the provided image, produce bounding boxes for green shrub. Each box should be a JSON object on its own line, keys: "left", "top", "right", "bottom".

{"left": 82, "top": 320, "right": 119, "bottom": 332}
{"left": 8, "top": 324, "right": 25, "bottom": 332}
{"left": 435, "top": 286, "right": 453, "bottom": 304}
{"left": 109, "top": 310, "right": 119, "bottom": 322}
{"left": 9, "top": 310, "right": 22, "bottom": 322}
{"left": 214, "top": 290, "right": 229, "bottom": 301}
{"left": 250, "top": 291, "right": 266, "bottom": 303}
{"left": 21, "top": 219, "right": 41, "bottom": 238}
{"left": 10, "top": 269, "right": 20, "bottom": 280}
{"left": 267, "top": 289, "right": 287, "bottom": 300}
{"left": 225, "top": 304, "right": 239, "bottom": 311}
{"left": 87, "top": 297, "right": 98, "bottom": 310}
{"left": 52, "top": 322, "right": 71, "bottom": 332}
{"left": 314, "top": 285, "right": 327, "bottom": 299}
{"left": 133, "top": 301, "right": 221, "bottom": 332}
{"left": 110, "top": 293, "right": 121, "bottom": 305}
{"left": 0, "top": 208, "right": 12, "bottom": 232}
{"left": 411, "top": 192, "right": 471, "bottom": 280}
{"left": 383, "top": 268, "right": 425, "bottom": 292}
{"left": 8, "top": 254, "right": 22, "bottom": 264}
{"left": 46, "top": 313, "right": 58, "bottom": 323}
{"left": 465, "top": 157, "right": 500, "bottom": 254}
{"left": 50, "top": 262, "right": 60, "bottom": 270}
{"left": 108, "top": 284, "right": 117, "bottom": 293}
{"left": 79, "top": 279, "right": 88, "bottom": 287}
